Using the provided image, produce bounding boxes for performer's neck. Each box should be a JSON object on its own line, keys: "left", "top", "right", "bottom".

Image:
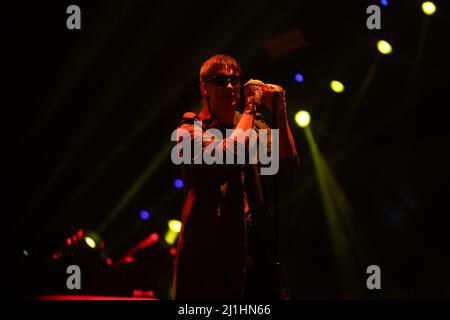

{"left": 206, "top": 103, "right": 235, "bottom": 127}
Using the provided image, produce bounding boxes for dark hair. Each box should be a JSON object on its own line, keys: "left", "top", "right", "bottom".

{"left": 199, "top": 54, "right": 244, "bottom": 111}
{"left": 199, "top": 54, "right": 242, "bottom": 84}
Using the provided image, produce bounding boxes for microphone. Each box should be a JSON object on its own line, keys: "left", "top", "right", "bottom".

{"left": 243, "top": 79, "right": 265, "bottom": 114}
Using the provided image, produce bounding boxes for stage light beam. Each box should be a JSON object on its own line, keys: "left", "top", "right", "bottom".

{"left": 165, "top": 230, "right": 178, "bottom": 245}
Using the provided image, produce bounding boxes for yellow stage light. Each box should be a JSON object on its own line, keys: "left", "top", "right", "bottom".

{"left": 168, "top": 220, "right": 182, "bottom": 233}
{"left": 295, "top": 111, "right": 311, "bottom": 128}
{"left": 422, "top": 2, "right": 436, "bottom": 15}
{"left": 330, "top": 80, "right": 345, "bottom": 93}
{"left": 377, "top": 40, "right": 392, "bottom": 55}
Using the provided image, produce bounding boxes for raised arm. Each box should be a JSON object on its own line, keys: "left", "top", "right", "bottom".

{"left": 264, "top": 84, "right": 298, "bottom": 160}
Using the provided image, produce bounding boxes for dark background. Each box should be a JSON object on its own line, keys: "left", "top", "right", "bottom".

{"left": 4, "top": 0, "right": 450, "bottom": 299}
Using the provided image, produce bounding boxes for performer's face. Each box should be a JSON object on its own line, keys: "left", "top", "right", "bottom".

{"left": 204, "top": 66, "right": 241, "bottom": 111}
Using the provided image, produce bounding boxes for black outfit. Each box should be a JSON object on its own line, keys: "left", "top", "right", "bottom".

{"left": 173, "top": 107, "right": 293, "bottom": 299}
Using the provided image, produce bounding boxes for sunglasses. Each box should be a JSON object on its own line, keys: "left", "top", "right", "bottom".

{"left": 205, "top": 75, "right": 241, "bottom": 87}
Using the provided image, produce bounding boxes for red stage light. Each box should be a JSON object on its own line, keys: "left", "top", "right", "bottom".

{"left": 52, "top": 252, "right": 61, "bottom": 260}
{"left": 150, "top": 233, "right": 159, "bottom": 242}
{"left": 36, "top": 295, "right": 157, "bottom": 300}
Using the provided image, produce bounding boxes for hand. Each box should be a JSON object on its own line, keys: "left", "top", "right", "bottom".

{"left": 243, "top": 79, "right": 265, "bottom": 113}
{"left": 263, "top": 83, "right": 286, "bottom": 113}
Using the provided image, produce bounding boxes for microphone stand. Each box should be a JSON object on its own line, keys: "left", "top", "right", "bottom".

{"left": 271, "top": 95, "right": 283, "bottom": 299}
{"left": 248, "top": 93, "right": 286, "bottom": 299}
{"left": 245, "top": 86, "right": 288, "bottom": 299}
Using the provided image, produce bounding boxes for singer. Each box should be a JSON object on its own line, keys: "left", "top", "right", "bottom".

{"left": 173, "top": 54, "right": 299, "bottom": 300}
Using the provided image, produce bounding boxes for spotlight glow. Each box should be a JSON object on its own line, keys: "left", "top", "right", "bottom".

{"left": 377, "top": 40, "right": 392, "bottom": 54}
{"left": 422, "top": 2, "right": 436, "bottom": 15}
{"left": 140, "top": 210, "right": 150, "bottom": 220}
{"left": 52, "top": 252, "right": 62, "bottom": 260}
{"left": 294, "top": 73, "right": 304, "bottom": 83}
{"left": 85, "top": 236, "right": 96, "bottom": 249}
{"left": 168, "top": 220, "right": 182, "bottom": 233}
{"left": 174, "top": 179, "right": 184, "bottom": 189}
{"left": 330, "top": 80, "right": 345, "bottom": 93}
{"left": 380, "top": 0, "right": 388, "bottom": 6}
{"left": 295, "top": 111, "right": 311, "bottom": 128}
